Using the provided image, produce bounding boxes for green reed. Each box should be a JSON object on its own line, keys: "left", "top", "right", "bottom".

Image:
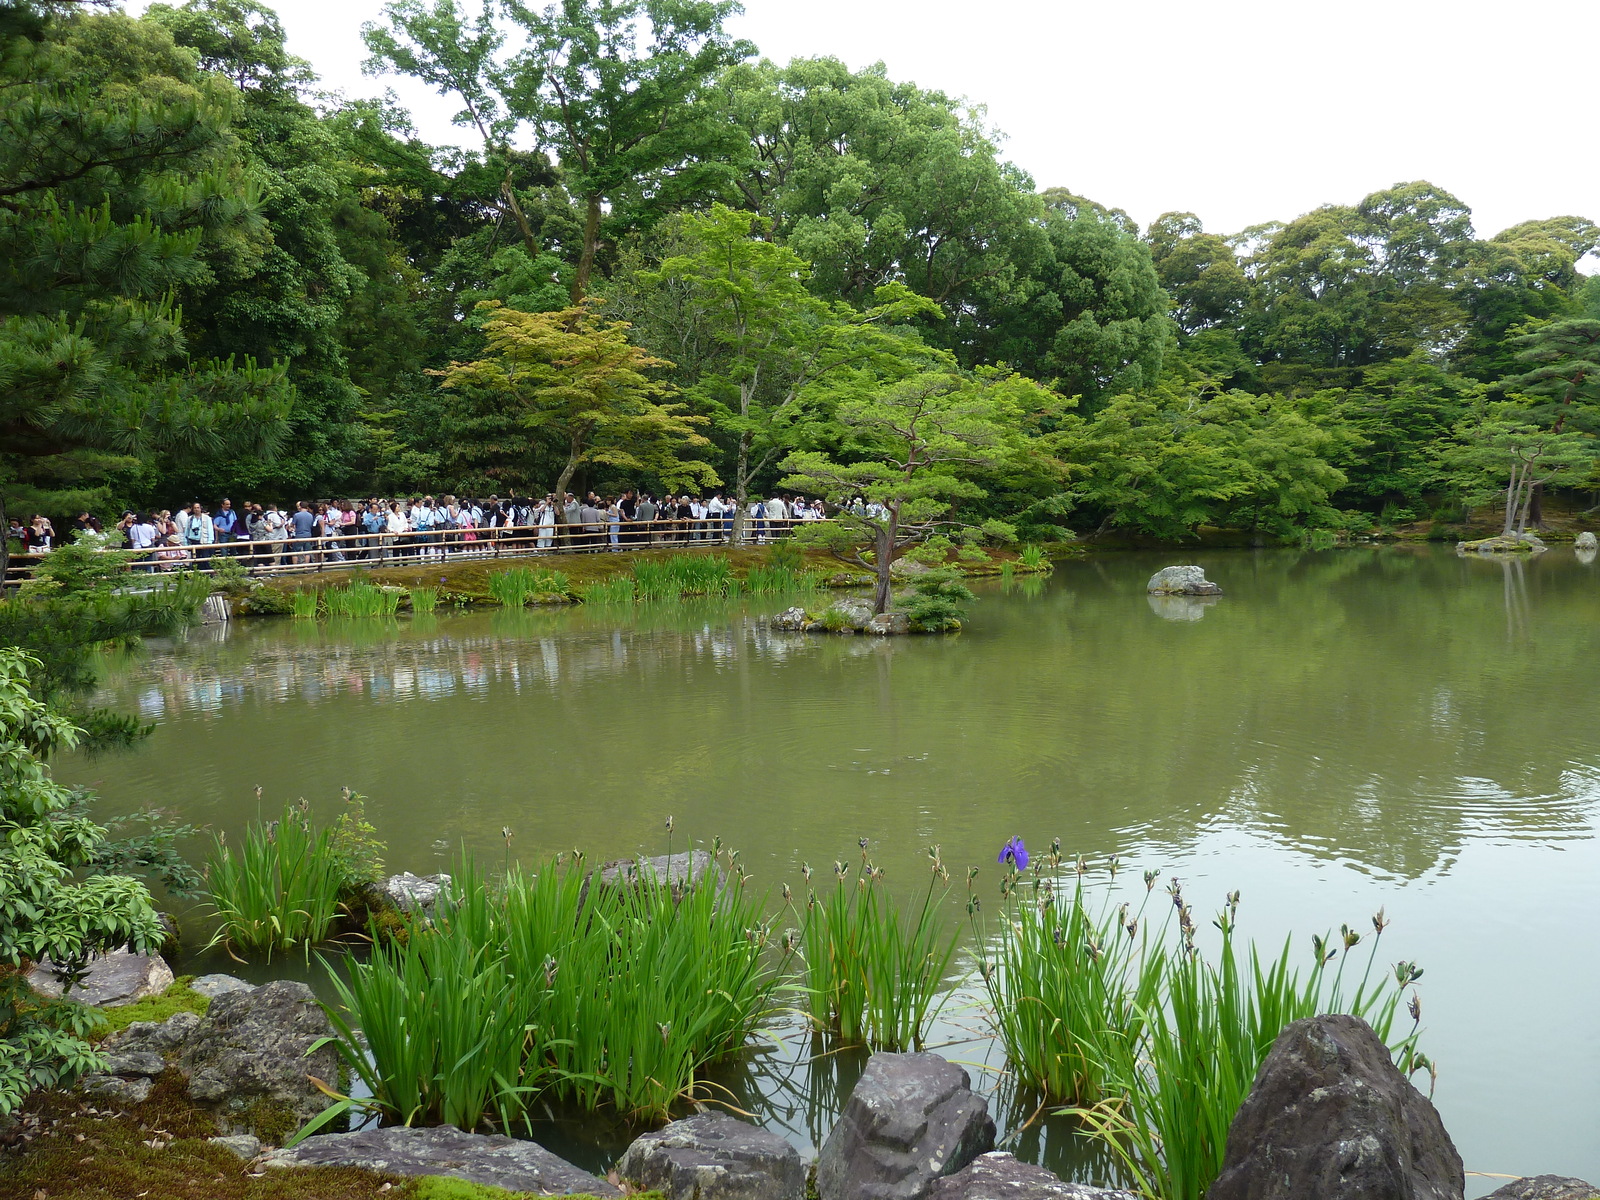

{"left": 407, "top": 586, "right": 438, "bottom": 614}
{"left": 205, "top": 801, "right": 346, "bottom": 958}
{"left": 323, "top": 581, "right": 402, "bottom": 618}
{"left": 974, "top": 858, "right": 1425, "bottom": 1200}
{"left": 742, "top": 565, "right": 822, "bottom": 594}
{"left": 630, "top": 554, "right": 735, "bottom": 601}
{"left": 1018, "top": 543, "right": 1048, "bottom": 570}
{"left": 321, "top": 845, "right": 790, "bottom": 1131}
{"left": 796, "top": 847, "right": 958, "bottom": 1051}
{"left": 489, "top": 566, "right": 571, "bottom": 606}
{"left": 290, "top": 590, "right": 319, "bottom": 619}
{"left": 579, "top": 577, "right": 636, "bottom": 605}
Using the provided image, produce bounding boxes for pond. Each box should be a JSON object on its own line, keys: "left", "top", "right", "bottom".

{"left": 61, "top": 545, "right": 1600, "bottom": 1195}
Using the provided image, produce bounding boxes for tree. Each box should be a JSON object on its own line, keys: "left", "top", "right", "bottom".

{"left": 0, "top": 649, "right": 165, "bottom": 1115}
{"left": 0, "top": 2, "right": 292, "bottom": 573}
{"left": 780, "top": 371, "right": 1033, "bottom": 614}
{"left": 624, "top": 204, "right": 938, "bottom": 539}
{"left": 1438, "top": 400, "right": 1594, "bottom": 536}
{"left": 437, "top": 301, "right": 718, "bottom": 503}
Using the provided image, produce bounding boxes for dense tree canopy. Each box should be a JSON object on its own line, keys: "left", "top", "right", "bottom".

{"left": 2, "top": 0, "right": 1596, "bottom": 546}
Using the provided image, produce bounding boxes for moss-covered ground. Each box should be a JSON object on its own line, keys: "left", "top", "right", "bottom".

{"left": 92, "top": 977, "right": 210, "bottom": 1039}
{"left": 245, "top": 541, "right": 1064, "bottom": 613}
{"left": 0, "top": 1074, "right": 659, "bottom": 1200}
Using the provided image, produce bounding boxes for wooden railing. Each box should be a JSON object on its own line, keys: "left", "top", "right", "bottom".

{"left": 3, "top": 515, "right": 831, "bottom": 587}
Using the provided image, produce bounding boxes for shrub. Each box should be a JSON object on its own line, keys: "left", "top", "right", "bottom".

{"left": 897, "top": 568, "right": 974, "bottom": 632}
{"left": 0, "top": 650, "right": 164, "bottom": 1113}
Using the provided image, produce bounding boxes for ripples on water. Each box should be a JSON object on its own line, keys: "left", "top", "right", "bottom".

{"left": 63, "top": 547, "right": 1600, "bottom": 1194}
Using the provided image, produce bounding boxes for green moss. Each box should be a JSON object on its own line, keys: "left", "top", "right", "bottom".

{"left": 236, "top": 1095, "right": 301, "bottom": 1146}
{"left": 93, "top": 977, "right": 210, "bottom": 1039}
{"left": 407, "top": 1180, "right": 662, "bottom": 1200}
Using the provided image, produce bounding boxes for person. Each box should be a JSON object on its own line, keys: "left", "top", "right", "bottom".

{"left": 578, "top": 497, "right": 603, "bottom": 552}
{"left": 288, "top": 501, "right": 317, "bottom": 565}
{"left": 383, "top": 500, "right": 408, "bottom": 560}
{"left": 180, "top": 502, "right": 215, "bottom": 560}
{"left": 766, "top": 494, "right": 788, "bottom": 540}
{"left": 72, "top": 511, "right": 103, "bottom": 538}
{"left": 128, "top": 512, "right": 158, "bottom": 570}
{"left": 536, "top": 496, "right": 556, "bottom": 551}
{"left": 747, "top": 496, "right": 765, "bottom": 544}
{"left": 605, "top": 497, "right": 621, "bottom": 549}
{"left": 154, "top": 533, "right": 191, "bottom": 570}
{"left": 635, "top": 493, "right": 656, "bottom": 546}
{"left": 211, "top": 498, "right": 241, "bottom": 555}
{"left": 27, "top": 515, "right": 55, "bottom": 553}
{"left": 561, "top": 493, "right": 580, "bottom": 550}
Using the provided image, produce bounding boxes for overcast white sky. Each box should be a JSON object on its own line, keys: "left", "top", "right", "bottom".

{"left": 133, "top": 0, "right": 1598, "bottom": 240}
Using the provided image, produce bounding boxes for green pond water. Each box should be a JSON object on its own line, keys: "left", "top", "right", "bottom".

{"left": 61, "top": 546, "right": 1600, "bottom": 1194}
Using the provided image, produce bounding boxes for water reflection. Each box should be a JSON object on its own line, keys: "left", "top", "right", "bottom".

{"left": 1146, "top": 593, "right": 1218, "bottom": 621}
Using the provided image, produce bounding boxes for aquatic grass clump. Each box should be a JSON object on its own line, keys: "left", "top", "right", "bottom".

{"left": 290, "top": 590, "right": 318, "bottom": 619}
{"left": 973, "top": 846, "right": 1428, "bottom": 1200}
{"left": 489, "top": 567, "right": 572, "bottom": 606}
{"left": 323, "top": 581, "right": 401, "bottom": 618}
{"left": 797, "top": 843, "right": 959, "bottom": 1051}
{"left": 579, "top": 577, "right": 636, "bottom": 605}
{"left": 407, "top": 586, "right": 438, "bottom": 614}
{"left": 1018, "top": 544, "right": 1048, "bottom": 570}
{"left": 205, "top": 802, "right": 346, "bottom": 958}
{"left": 742, "top": 565, "right": 822, "bottom": 595}
{"left": 323, "top": 842, "right": 790, "bottom": 1131}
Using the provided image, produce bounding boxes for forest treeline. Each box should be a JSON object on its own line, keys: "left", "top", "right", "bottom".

{"left": 5, "top": 0, "right": 1599, "bottom": 548}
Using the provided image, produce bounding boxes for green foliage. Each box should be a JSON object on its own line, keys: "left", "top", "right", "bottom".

{"left": 1017, "top": 544, "right": 1047, "bottom": 570}
{"left": 407, "top": 586, "right": 438, "bottom": 614}
{"left": 290, "top": 589, "right": 319, "bottom": 618}
{"left": 323, "top": 581, "right": 404, "bottom": 618}
{"left": 578, "top": 576, "right": 636, "bottom": 605}
{"left": 631, "top": 554, "right": 734, "bottom": 600}
{"left": 973, "top": 860, "right": 1425, "bottom": 1200}
{"left": 487, "top": 566, "right": 573, "bottom": 606}
{"left": 204, "top": 800, "right": 352, "bottom": 958}
{"left": 0, "top": 650, "right": 164, "bottom": 1114}
{"left": 796, "top": 850, "right": 958, "bottom": 1051}
{"left": 324, "top": 849, "right": 787, "bottom": 1128}
{"left": 897, "top": 568, "right": 975, "bottom": 633}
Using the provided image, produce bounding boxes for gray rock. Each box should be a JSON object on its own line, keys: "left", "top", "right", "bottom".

{"left": 596, "top": 850, "right": 722, "bottom": 901}
{"left": 1482, "top": 1179, "right": 1600, "bottom": 1200}
{"left": 618, "top": 1112, "right": 804, "bottom": 1200}
{"left": 1457, "top": 533, "right": 1547, "bottom": 554}
{"left": 208, "top": 1134, "right": 262, "bottom": 1161}
{"left": 1146, "top": 565, "right": 1222, "bottom": 596}
{"left": 771, "top": 606, "right": 811, "bottom": 631}
{"left": 826, "top": 598, "right": 875, "bottom": 631}
{"left": 1208, "top": 1014, "right": 1463, "bottom": 1200}
{"left": 816, "top": 1052, "right": 996, "bottom": 1200}
{"left": 27, "top": 948, "right": 174, "bottom": 1006}
{"left": 260, "top": 1124, "right": 620, "bottom": 1195}
{"left": 1575, "top": 532, "right": 1598, "bottom": 552}
{"left": 370, "top": 871, "right": 453, "bottom": 914}
{"left": 79, "top": 1074, "right": 154, "bottom": 1104}
{"left": 190, "top": 973, "right": 253, "bottom": 999}
{"left": 928, "top": 1153, "right": 1138, "bottom": 1200}
{"left": 105, "top": 1010, "right": 203, "bottom": 1057}
{"left": 178, "top": 979, "right": 340, "bottom": 1137}
{"left": 866, "top": 612, "right": 911, "bottom": 636}
{"left": 102, "top": 1050, "right": 166, "bottom": 1077}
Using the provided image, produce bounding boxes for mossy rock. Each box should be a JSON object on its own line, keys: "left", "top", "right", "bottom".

{"left": 93, "top": 977, "right": 210, "bottom": 1040}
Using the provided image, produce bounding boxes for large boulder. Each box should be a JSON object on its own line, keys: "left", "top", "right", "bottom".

{"left": 866, "top": 612, "right": 911, "bottom": 636}
{"left": 617, "top": 1112, "right": 803, "bottom": 1200}
{"left": 27, "top": 948, "right": 173, "bottom": 1006}
{"left": 365, "top": 871, "right": 453, "bottom": 915}
{"left": 825, "top": 598, "right": 875, "bottom": 631}
{"left": 1147, "top": 565, "right": 1222, "bottom": 596}
{"left": 178, "top": 979, "right": 340, "bottom": 1138}
{"left": 816, "top": 1052, "right": 995, "bottom": 1200}
{"left": 928, "top": 1153, "right": 1138, "bottom": 1199}
{"left": 1207, "top": 1014, "right": 1463, "bottom": 1200}
{"left": 1575, "top": 532, "right": 1598, "bottom": 552}
{"left": 260, "top": 1124, "right": 620, "bottom": 1195}
{"left": 771, "top": 606, "right": 811, "bottom": 632}
{"left": 1457, "top": 533, "right": 1547, "bottom": 554}
{"left": 189, "top": 973, "right": 253, "bottom": 1000}
{"left": 1482, "top": 1179, "right": 1599, "bottom": 1200}
{"left": 595, "top": 850, "right": 722, "bottom": 902}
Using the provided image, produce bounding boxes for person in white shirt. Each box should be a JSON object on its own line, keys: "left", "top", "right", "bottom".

{"left": 128, "top": 514, "right": 158, "bottom": 570}
{"left": 689, "top": 497, "right": 707, "bottom": 541}
{"left": 706, "top": 495, "right": 725, "bottom": 543}
{"left": 766, "top": 495, "right": 788, "bottom": 540}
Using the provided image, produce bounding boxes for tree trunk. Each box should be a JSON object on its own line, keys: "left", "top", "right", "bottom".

{"left": 0, "top": 495, "right": 9, "bottom": 592}
{"left": 1502, "top": 463, "right": 1521, "bottom": 536}
{"left": 571, "top": 192, "right": 603, "bottom": 304}
{"left": 1528, "top": 481, "right": 1544, "bottom": 528}
{"left": 730, "top": 430, "right": 751, "bottom": 545}
{"left": 501, "top": 172, "right": 542, "bottom": 264}
{"left": 872, "top": 507, "right": 900, "bottom": 615}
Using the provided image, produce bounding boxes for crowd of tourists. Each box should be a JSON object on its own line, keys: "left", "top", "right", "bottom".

{"left": 9, "top": 491, "right": 843, "bottom": 573}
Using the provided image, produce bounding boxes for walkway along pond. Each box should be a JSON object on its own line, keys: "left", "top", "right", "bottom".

{"left": 58, "top": 545, "right": 1600, "bottom": 1196}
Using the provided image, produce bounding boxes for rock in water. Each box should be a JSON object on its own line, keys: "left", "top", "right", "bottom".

{"left": 189, "top": 973, "right": 252, "bottom": 999}
{"left": 771, "top": 606, "right": 810, "bottom": 631}
{"left": 1208, "top": 1014, "right": 1463, "bottom": 1200}
{"left": 1146, "top": 565, "right": 1222, "bottom": 596}
{"left": 260, "top": 1125, "right": 620, "bottom": 1195}
{"left": 866, "top": 612, "right": 911, "bottom": 636}
{"left": 178, "top": 980, "right": 340, "bottom": 1138}
{"left": 827, "top": 598, "right": 876, "bottom": 631}
{"left": 1457, "top": 533, "right": 1547, "bottom": 554}
{"left": 367, "top": 871, "right": 452, "bottom": 914}
{"left": 595, "top": 850, "right": 722, "bottom": 901}
{"left": 816, "top": 1052, "right": 995, "bottom": 1200}
{"left": 928, "top": 1153, "right": 1139, "bottom": 1199}
{"left": 1482, "top": 1179, "right": 1600, "bottom": 1200}
{"left": 1575, "top": 532, "right": 1598, "bottom": 551}
{"left": 27, "top": 949, "right": 173, "bottom": 1006}
{"left": 618, "top": 1112, "right": 804, "bottom": 1200}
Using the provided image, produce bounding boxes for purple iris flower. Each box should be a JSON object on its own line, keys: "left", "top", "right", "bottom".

{"left": 998, "top": 837, "right": 1028, "bottom": 872}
